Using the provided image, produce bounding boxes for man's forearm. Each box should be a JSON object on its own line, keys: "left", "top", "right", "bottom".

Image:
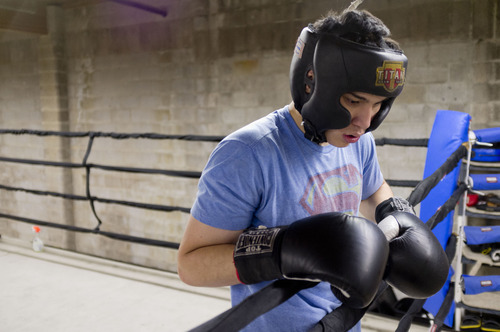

{"left": 178, "top": 243, "right": 240, "bottom": 287}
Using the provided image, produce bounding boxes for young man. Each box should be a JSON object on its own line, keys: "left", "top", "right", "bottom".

{"left": 178, "top": 9, "right": 448, "bottom": 332}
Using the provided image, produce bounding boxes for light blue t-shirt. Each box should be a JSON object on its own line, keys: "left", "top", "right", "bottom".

{"left": 191, "top": 106, "right": 384, "bottom": 331}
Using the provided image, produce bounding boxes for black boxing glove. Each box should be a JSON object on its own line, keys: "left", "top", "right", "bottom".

{"left": 233, "top": 212, "right": 389, "bottom": 308}
{"left": 375, "top": 197, "right": 449, "bottom": 298}
{"left": 375, "top": 196, "right": 415, "bottom": 221}
{"left": 375, "top": 196, "right": 416, "bottom": 241}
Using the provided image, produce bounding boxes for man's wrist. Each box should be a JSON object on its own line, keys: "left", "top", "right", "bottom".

{"left": 375, "top": 197, "right": 415, "bottom": 223}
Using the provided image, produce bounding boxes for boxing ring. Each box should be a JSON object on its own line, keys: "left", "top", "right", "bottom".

{"left": 0, "top": 130, "right": 223, "bottom": 249}
{"left": 0, "top": 110, "right": 498, "bottom": 331}
{"left": 0, "top": 129, "right": 419, "bottom": 251}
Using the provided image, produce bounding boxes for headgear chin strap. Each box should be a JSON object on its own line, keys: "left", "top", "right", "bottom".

{"left": 290, "top": 27, "right": 408, "bottom": 143}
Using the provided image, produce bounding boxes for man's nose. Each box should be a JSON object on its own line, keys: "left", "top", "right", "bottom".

{"left": 351, "top": 107, "right": 372, "bottom": 130}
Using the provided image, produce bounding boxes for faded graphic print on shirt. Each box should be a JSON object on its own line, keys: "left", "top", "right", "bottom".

{"left": 300, "top": 164, "right": 362, "bottom": 216}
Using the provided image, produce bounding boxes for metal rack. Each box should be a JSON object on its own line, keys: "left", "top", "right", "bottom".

{"left": 453, "top": 129, "right": 500, "bottom": 330}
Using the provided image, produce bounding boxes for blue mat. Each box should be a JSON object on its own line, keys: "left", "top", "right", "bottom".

{"left": 463, "top": 275, "right": 500, "bottom": 295}
{"left": 470, "top": 174, "right": 500, "bottom": 190}
{"left": 464, "top": 226, "right": 500, "bottom": 245}
{"left": 421, "top": 110, "right": 471, "bottom": 327}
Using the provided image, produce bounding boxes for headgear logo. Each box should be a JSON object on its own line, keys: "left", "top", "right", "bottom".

{"left": 294, "top": 37, "right": 305, "bottom": 59}
{"left": 375, "top": 61, "right": 406, "bottom": 93}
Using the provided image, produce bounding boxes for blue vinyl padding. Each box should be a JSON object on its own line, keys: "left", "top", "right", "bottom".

{"left": 422, "top": 110, "right": 471, "bottom": 327}
{"left": 470, "top": 174, "right": 500, "bottom": 190}
{"left": 471, "top": 148, "right": 500, "bottom": 162}
{"left": 474, "top": 127, "right": 500, "bottom": 144}
{"left": 464, "top": 226, "right": 500, "bottom": 245}
{"left": 463, "top": 275, "right": 500, "bottom": 295}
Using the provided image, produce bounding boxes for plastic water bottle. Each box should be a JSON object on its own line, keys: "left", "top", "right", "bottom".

{"left": 32, "top": 226, "right": 44, "bottom": 252}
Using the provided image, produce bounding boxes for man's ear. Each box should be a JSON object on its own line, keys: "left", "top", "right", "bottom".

{"left": 305, "top": 69, "right": 314, "bottom": 94}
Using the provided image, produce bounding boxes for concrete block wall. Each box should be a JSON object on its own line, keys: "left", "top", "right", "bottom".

{"left": 0, "top": 0, "right": 499, "bottom": 271}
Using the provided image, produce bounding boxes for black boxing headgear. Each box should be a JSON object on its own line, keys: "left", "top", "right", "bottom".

{"left": 290, "top": 27, "right": 408, "bottom": 143}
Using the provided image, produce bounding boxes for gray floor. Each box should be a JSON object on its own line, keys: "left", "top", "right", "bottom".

{"left": 0, "top": 236, "right": 431, "bottom": 332}
{"left": 0, "top": 237, "right": 231, "bottom": 332}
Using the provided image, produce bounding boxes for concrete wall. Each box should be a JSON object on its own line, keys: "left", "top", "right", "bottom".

{"left": 0, "top": 0, "right": 498, "bottom": 272}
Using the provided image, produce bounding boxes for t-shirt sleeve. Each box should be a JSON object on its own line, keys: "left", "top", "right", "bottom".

{"left": 361, "top": 133, "right": 384, "bottom": 200}
{"left": 190, "top": 139, "right": 264, "bottom": 231}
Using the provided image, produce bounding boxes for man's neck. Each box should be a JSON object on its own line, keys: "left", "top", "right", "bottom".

{"left": 288, "top": 102, "right": 305, "bottom": 134}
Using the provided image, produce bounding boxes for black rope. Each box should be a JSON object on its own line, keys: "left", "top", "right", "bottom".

{"left": 407, "top": 144, "right": 468, "bottom": 206}
{"left": 392, "top": 170, "right": 468, "bottom": 332}
{"left": 0, "top": 212, "right": 95, "bottom": 233}
{"left": 0, "top": 157, "right": 202, "bottom": 179}
{"left": 385, "top": 179, "right": 420, "bottom": 188}
{"left": 309, "top": 282, "right": 389, "bottom": 332}
{"left": 0, "top": 129, "right": 432, "bottom": 251}
{"left": 0, "top": 184, "right": 87, "bottom": 201}
{"left": 396, "top": 235, "right": 459, "bottom": 332}
{"left": 0, "top": 129, "right": 225, "bottom": 142}
{"left": 0, "top": 129, "right": 91, "bottom": 138}
{"left": 0, "top": 212, "right": 180, "bottom": 249}
{"left": 89, "top": 163, "right": 202, "bottom": 179}
{"left": 390, "top": 146, "right": 467, "bottom": 332}
{"left": 426, "top": 182, "right": 467, "bottom": 230}
{"left": 0, "top": 128, "right": 428, "bottom": 146}
{"left": 430, "top": 282, "right": 456, "bottom": 331}
{"left": 0, "top": 184, "right": 190, "bottom": 213}
{"left": 0, "top": 156, "right": 83, "bottom": 168}
{"left": 375, "top": 138, "right": 429, "bottom": 147}
{"left": 83, "top": 135, "right": 103, "bottom": 231}
{"left": 97, "top": 230, "right": 179, "bottom": 249}
{"left": 189, "top": 280, "right": 318, "bottom": 332}
{"left": 92, "top": 197, "right": 191, "bottom": 213}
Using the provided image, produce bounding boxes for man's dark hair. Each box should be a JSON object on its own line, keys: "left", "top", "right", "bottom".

{"left": 311, "top": 10, "right": 401, "bottom": 51}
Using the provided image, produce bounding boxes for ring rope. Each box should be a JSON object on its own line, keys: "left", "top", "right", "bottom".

{"left": 407, "top": 144, "right": 468, "bottom": 206}
{"left": 0, "top": 129, "right": 426, "bottom": 248}
{"left": 0, "top": 128, "right": 225, "bottom": 142}
{"left": 0, "top": 211, "right": 179, "bottom": 249}
{"left": 375, "top": 137, "right": 428, "bottom": 147}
